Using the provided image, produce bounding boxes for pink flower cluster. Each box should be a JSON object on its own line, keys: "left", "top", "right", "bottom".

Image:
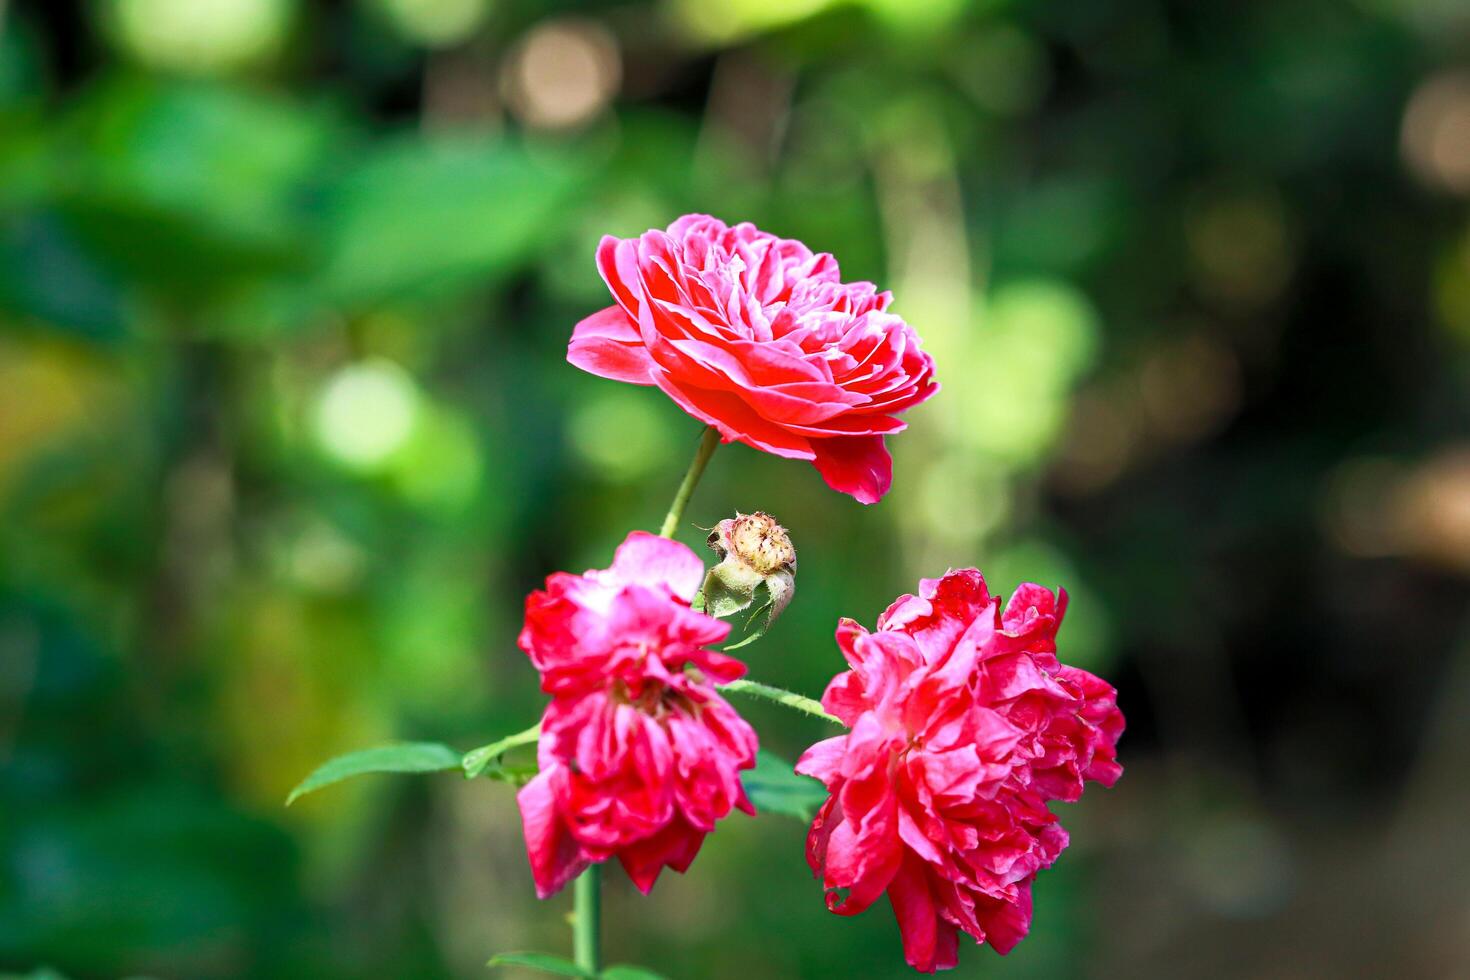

{"left": 516, "top": 532, "right": 758, "bottom": 898}
{"left": 796, "top": 570, "right": 1124, "bottom": 972}
{"left": 568, "top": 214, "right": 937, "bottom": 504}
{"left": 506, "top": 217, "right": 1126, "bottom": 973}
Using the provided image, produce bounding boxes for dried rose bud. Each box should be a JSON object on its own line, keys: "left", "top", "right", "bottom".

{"left": 709, "top": 512, "right": 797, "bottom": 574}
{"left": 702, "top": 512, "right": 797, "bottom": 629}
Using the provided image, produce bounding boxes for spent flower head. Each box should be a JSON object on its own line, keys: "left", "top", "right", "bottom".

{"left": 516, "top": 531, "right": 758, "bottom": 898}
{"left": 702, "top": 511, "right": 797, "bottom": 629}
{"left": 797, "top": 569, "right": 1123, "bottom": 972}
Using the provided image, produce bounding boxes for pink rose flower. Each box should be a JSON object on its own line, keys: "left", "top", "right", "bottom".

{"left": 797, "top": 570, "right": 1123, "bottom": 972}
{"left": 516, "top": 531, "right": 758, "bottom": 897}
{"left": 568, "top": 214, "right": 938, "bottom": 504}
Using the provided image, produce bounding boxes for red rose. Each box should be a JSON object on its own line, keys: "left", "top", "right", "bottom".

{"left": 568, "top": 214, "right": 937, "bottom": 504}
{"left": 516, "top": 532, "right": 758, "bottom": 897}
{"left": 797, "top": 570, "right": 1123, "bottom": 972}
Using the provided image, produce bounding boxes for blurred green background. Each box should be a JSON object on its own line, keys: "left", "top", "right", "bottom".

{"left": 3, "top": 0, "right": 1470, "bottom": 977}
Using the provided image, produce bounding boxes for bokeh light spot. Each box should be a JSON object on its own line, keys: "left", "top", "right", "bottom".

{"left": 1402, "top": 71, "right": 1470, "bottom": 195}
{"left": 312, "top": 359, "right": 421, "bottom": 472}
{"left": 671, "top": 0, "right": 837, "bottom": 44}
{"left": 109, "top": 0, "right": 292, "bottom": 73}
{"left": 568, "top": 390, "right": 676, "bottom": 482}
{"left": 964, "top": 279, "right": 1100, "bottom": 463}
{"left": 1185, "top": 189, "right": 1293, "bottom": 310}
{"left": 375, "top": 0, "right": 491, "bottom": 48}
{"left": 1396, "top": 447, "right": 1470, "bottom": 572}
{"left": 388, "top": 406, "right": 483, "bottom": 513}
{"left": 503, "top": 19, "right": 621, "bottom": 131}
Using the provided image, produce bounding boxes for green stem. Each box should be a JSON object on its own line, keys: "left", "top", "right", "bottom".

{"left": 573, "top": 862, "right": 601, "bottom": 973}
{"left": 461, "top": 722, "right": 540, "bottom": 778}
{"left": 658, "top": 426, "right": 721, "bottom": 539}
{"left": 719, "top": 678, "right": 844, "bottom": 726}
{"left": 563, "top": 428, "right": 720, "bottom": 970}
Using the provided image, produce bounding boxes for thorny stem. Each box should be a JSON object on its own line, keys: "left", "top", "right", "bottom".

{"left": 719, "top": 678, "right": 843, "bottom": 726}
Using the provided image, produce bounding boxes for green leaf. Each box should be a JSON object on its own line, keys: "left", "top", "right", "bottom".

{"left": 740, "top": 749, "right": 830, "bottom": 822}
{"left": 722, "top": 596, "right": 773, "bottom": 652}
{"left": 54, "top": 78, "right": 330, "bottom": 291}
{"left": 318, "top": 136, "right": 583, "bottom": 306}
{"left": 286, "top": 742, "right": 461, "bottom": 806}
{"left": 600, "top": 967, "right": 667, "bottom": 980}
{"left": 487, "top": 952, "right": 591, "bottom": 977}
{"left": 462, "top": 723, "right": 540, "bottom": 779}
{"left": 717, "top": 573, "right": 794, "bottom": 652}
{"left": 701, "top": 559, "right": 761, "bottom": 620}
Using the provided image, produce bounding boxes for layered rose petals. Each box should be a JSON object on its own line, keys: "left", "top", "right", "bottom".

{"left": 568, "top": 214, "right": 937, "bottom": 504}
{"left": 797, "top": 570, "right": 1123, "bottom": 972}
{"left": 517, "top": 531, "right": 758, "bottom": 898}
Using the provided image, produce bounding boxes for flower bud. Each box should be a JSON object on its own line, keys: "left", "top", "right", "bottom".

{"left": 701, "top": 512, "right": 797, "bottom": 629}
{"left": 709, "top": 511, "right": 796, "bottom": 574}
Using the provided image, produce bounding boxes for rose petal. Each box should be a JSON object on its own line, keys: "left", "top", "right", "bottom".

{"left": 609, "top": 531, "right": 706, "bottom": 601}
{"left": 809, "top": 434, "right": 893, "bottom": 505}
{"left": 518, "top": 770, "right": 589, "bottom": 900}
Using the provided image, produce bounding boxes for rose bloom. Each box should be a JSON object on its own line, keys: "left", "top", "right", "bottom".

{"left": 568, "top": 214, "right": 938, "bottom": 504}
{"left": 516, "top": 531, "right": 758, "bottom": 898}
{"left": 797, "top": 570, "right": 1123, "bottom": 972}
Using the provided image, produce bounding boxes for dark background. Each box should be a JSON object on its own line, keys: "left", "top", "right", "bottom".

{"left": 2, "top": 0, "right": 1469, "bottom": 977}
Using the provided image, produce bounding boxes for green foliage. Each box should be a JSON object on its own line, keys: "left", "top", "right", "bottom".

{"left": 53, "top": 78, "right": 329, "bottom": 290}
{"left": 315, "top": 136, "right": 584, "bottom": 306}
{"left": 1, "top": 0, "right": 1448, "bottom": 976}
{"left": 285, "top": 723, "right": 544, "bottom": 807}
{"left": 285, "top": 742, "right": 461, "bottom": 805}
{"left": 740, "top": 750, "right": 830, "bottom": 822}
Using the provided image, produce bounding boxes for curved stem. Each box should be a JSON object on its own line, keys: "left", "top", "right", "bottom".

{"left": 719, "top": 678, "right": 844, "bottom": 726}
{"left": 573, "top": 862, "right": 601, "bottom": 973}
{"left": 461, "top": 722, "right": 539, "bottom": 778}
{"left": 658, "top": 426, "right": 721, "bottom": 539}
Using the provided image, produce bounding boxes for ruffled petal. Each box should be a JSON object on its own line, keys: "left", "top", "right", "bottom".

{"left": 887, "top": 853, "right": 957, "bottom": 973}
{"left": 517, "top": 770, "right": 589, "bottom": 899}
{"left": 793, "top": 559, "right": 1123, "bottom": 969}
{"left": 651, "top": 371, "right": 816, "bottom": 460}
{"left": 795, "top": 735, "right": 849, "bottom": 788}
{"left": 573, "top": 215, "right": 936, "bottom": 501}
{"left": 568, "top": 306, "right": 655, "bottom": 384}
{"left": 516, "top": 529, "right": 759, "bottom": 899}
{"left": 809, "top": 434, "right": 892, "bottom": 504}
{"left": 609, "top": 530, "right": 706, "bottom": 601}
{"left": 617, "top": 817, "right": 706, "bottom": 894}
